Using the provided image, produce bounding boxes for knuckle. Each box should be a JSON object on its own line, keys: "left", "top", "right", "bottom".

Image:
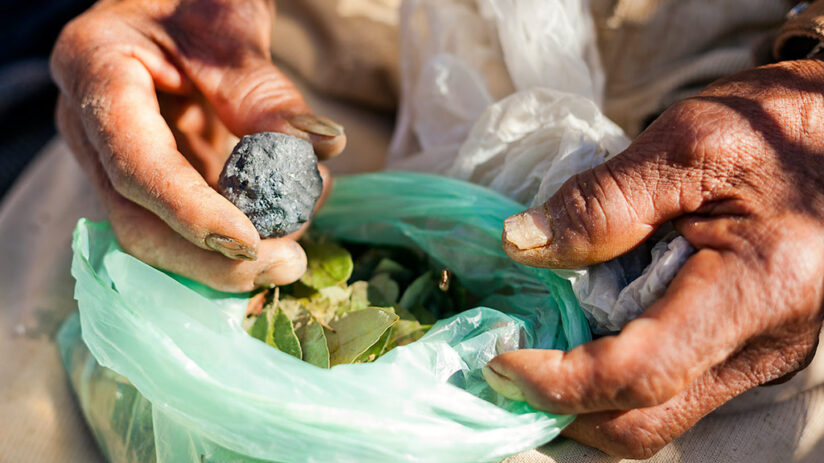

{"left": 597, "top": 414, "right": 672, "bottom": 459}
{"left": 591, "top": 338, "right": 682, "bottom": 409}
{"left": 104, "top": 156, "right": 140, "bottom": 199}
{"left": 216, "top": 63, "right": 304, "bottom": 117}
{"left": 557, "top": 170, "right": 607, "bottom": 244}
{"left": 51, "top": 15, "right": 111, "bottom": 89}
{"left": 618, "top": 374, "right": 679, "bottom": 409}
{"left": 169, "top": 0, "right": 272, "bottom": 57}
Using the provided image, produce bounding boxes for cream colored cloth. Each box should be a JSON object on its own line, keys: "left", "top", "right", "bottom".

{"left": 506, "top": 384, "right": 824, "bottom": 463}
{"left": 272, "top": 0, "right": 400, "bottom": 110}
{"left": 267, "top": 1, "right": 824, "bottom": 461}
{"left": 0, "top": 70, "right": 391, "bottom": 463}
{"left": 1, "top": 2, "right": 820, "bottom": 463}
{"left": 590, "top": 0, "right": 790, "bottom": 135}
{"left": 273, "top": 0, "right": 791, "bottom": 135}
{"left": 2, "top": 132, "right": 824, "bottom": 463}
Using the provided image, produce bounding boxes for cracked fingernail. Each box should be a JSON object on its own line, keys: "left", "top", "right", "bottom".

{"left": 288, "top": 114, "right": 344, "bottom": 137}
{"left": 205, "top": 234, "right": 257, "bottom": 261}
{"left": 503, "top": 207, "right": 552, "bottom": 250}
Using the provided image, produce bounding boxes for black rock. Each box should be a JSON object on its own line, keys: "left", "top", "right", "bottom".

{"left": 218, "top": 132, "right": 323, "bottom": 238}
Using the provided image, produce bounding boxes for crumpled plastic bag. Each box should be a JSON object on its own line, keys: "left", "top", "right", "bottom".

{"left": 62, "top": 172, "right": 591, "bottom": 463}
{"left": 388, "top": 0, "right": 694, "bottom": 333}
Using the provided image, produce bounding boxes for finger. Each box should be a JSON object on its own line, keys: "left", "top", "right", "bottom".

{"left": 58, "top": 97, "right": 305, "bottom": 291}
{"left": 501, "top": 136, "right": 702, "bottom": 269}
{"left": 160, "top": 94, "right": 231, "bottom": 186}
{"left": 65, "top": 50, "right": 261, "bottom": 261}
{"left": 112, "top": 201, "right": 307, "bottom": 291}
{"left": 181, "top": 51, "right": 346, "bottom": 159}
{"left": 562, "top": 329, "right": 820, "bottom": 459}
{"left": 484, "top": 250, "right": 758, "bottom": 414}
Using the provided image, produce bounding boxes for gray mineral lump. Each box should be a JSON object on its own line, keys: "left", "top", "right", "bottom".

{"left": 218, "top": 132, "right": 323, "bottom": 238}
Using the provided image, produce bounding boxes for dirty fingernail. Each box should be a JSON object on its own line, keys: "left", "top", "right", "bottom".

{"left": 288, "top": 114, "right": 344, "bottom": 137}
{"left": 482, "top": 364, "right": 527, "bottom": 402}
{"left": 503, "top": 207, "right": 552, "bottom": 250}
{"left": 205, "top": 234, "right": 258, "bottom": 261}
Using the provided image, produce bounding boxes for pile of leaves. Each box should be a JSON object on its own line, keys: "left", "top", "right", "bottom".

{"left": 243, "top": 237, "right": 469, "bottom": 368}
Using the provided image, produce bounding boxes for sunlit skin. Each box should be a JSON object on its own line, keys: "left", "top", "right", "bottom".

{"left": 50, "top": 0, "right": 345, "bottom": 292}
{"left": 51, "top": 0, "right": 824, "bottom": 458}
{"left": 490, "top": 59, "right": 824, "bottom": 458}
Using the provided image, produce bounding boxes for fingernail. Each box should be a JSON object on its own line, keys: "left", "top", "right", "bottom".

{"left": 205, "top": 234, "right": 258, "bottom": 261}
{"left": 255, "top": 242, "right": 307, "bottom": 287}
{"left": 287, "top": 114, "right": 344, "bottom": 137}
{"left": 503, "top": 207, "right": 552, "bottom": 250}
{"left": 482, "top": 365, "right": 527, "bottom": 402}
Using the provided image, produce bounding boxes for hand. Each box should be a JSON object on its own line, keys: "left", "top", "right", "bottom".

{"left": 51, "top": 0, "right": 346, "bottom": 292}
{"left": 484, "top": 58, "right": 824, "bottom": 458}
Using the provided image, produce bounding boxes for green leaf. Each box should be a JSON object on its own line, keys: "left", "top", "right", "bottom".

{"left": 319, "top": 285, "right": 351, "bottom": 304}
{"left": 299, "top": 318, "right": 330, "bottom": 368}
{"left": 286, "top": 281, "right": 319, "bottom": 298}
{"left": 280, "top": 301, "right": 331, "bottom": 369}
{"left": 305, "top": 291, "right": 348, "bottom": 324}
{"left": 398, "top": 272, "right": 450, "bottom": 322}
{"left": 373, "top": 258, "right": 414, "bottom": 283}
{"left": 348, "top": 281, "right": 370, "bottom": 312}
{"left": 367, "top": 273, "right": 399, "bottom": 307}
{"left": 398, "top": 271, "right": 435, "bottom": 311}
{"left": 392, "top": 303, "right": 418, "bottom": 322}
{"left": 300, "top": 241, "right": 354, "bottom": 289}
{"left": 272, "top": 308, "right": 302, "bottom": 359}
{"left": 355, "top": 324, "right": 393, "bottom": 363}
{"left": 410, "top": 303, "right": 438, "bottom": 325}
{"left": 247, "top": 291, "right": 278, "bottom": 346}
{"left": 387, "top": 319, "right": 430, "bottom": 350}
{"left": 247, "top": 314, "right": 269, "bottom": 343}
{"left": 325, "top": 308, "right": 398, "bottom": 366}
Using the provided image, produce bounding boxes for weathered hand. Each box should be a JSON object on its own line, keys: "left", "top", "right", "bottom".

{"left": 51, "top": 0, "right": 345, "bottom": 291}
{"left": 485, "top": 58, "right": 824, "bottom": 458}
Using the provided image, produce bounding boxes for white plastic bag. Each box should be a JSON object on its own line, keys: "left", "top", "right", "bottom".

{"left": 389, "top": 0, "right": 694, "bottom": 333}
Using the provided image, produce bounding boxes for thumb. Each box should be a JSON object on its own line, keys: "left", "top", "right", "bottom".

{"left": 502, "top": 149, "right": 693, "bottom": 268}
{"left": 187, "top": 55, "right": 346, "bottom": 159}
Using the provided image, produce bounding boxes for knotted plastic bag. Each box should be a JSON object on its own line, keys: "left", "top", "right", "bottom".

{"left": 61, "top": 172, "right": 591, "bottom": 463}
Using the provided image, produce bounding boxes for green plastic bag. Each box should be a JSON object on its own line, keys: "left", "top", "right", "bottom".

{"left": 61, "top": 172, "right": 591, "bottom": 463}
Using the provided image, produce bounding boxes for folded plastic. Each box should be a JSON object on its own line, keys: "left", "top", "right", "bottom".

{"left": 388, "top": 0, "right": 694, "bottom": 333}
{"left": 65, "top": 172, "right": 591, "bottom": 463}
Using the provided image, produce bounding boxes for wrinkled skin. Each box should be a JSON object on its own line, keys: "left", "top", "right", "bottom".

{"left": 486, "top": 58, "right": 824, "bottom": 458}
{"left": 52, "top": 0, "right": 824, "bottom": 457}
{"left": 50, "top": 0, "right": 346, "bottom": 292}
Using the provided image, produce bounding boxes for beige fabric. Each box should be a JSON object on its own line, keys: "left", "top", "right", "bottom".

{"left": 0, "top": 142, "right": 104, "bottom": 462}
{"left": 4, "top": 95, "right": 823, "bottom": 463}
{"left": 776, "top": 0, "right": 824, "bottom": 58}
{"left": 504, "top": 383, "right": 824, "bottom": 463}
{"left": 272, "top": 0, "right": 400, "bottom": 110}
{"left": 272, "top": 1, "right": 791, "bottom": 135}
{"left": 2, "top": 2, "right": 821, "bottom": 462}
{"left": 590, "top": 0, "right": 790, "bottom": 134}
{"left": 0, "top": 70, "right": 391, "bottom": 463}
{"left": 266, "top": 2, "right": 824, "bottom": 461}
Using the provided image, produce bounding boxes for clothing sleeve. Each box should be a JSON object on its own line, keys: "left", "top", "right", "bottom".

{"left": 774, "top": 1, "right": 824, "bottom": 59}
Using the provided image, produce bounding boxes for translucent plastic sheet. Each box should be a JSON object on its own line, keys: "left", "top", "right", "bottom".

{"left": 388, "top": 0, "right": 694, "bottom": 333}
{"left": 63, "top": 172, "right": 591, "bottom": 463}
